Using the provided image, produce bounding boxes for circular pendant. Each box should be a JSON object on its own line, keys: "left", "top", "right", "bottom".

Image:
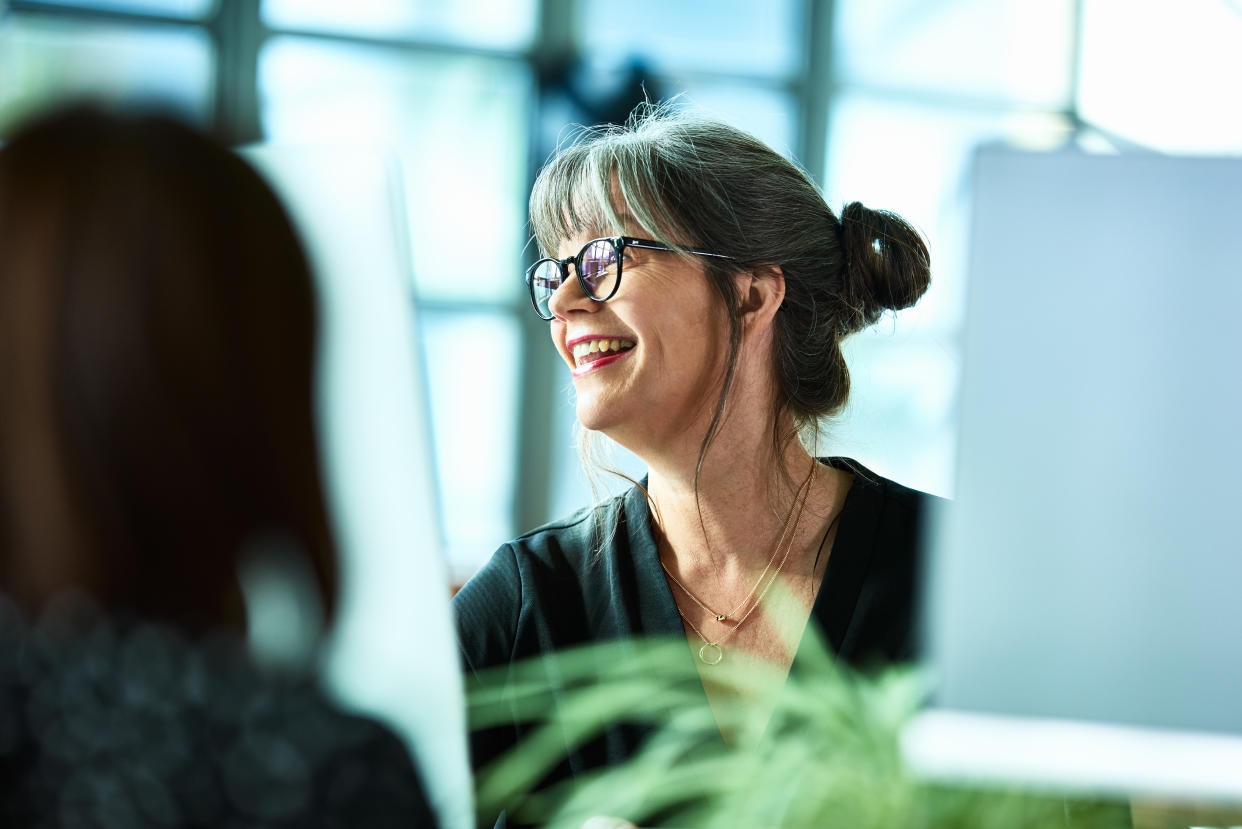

{"left": 698, "top": 643, "right": 724, "bottom": 665}
{"left": 715, "top": 614, "right": 727, "bottom": 621}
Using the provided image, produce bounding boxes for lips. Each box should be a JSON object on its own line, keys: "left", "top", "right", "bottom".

{"left": 566, "top": 335, "right": 636, "bottom": 375}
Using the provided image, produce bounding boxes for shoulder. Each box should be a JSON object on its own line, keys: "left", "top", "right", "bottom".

{"left": 509, "top": 498, "right": 609, "bottom": 561}
{"left": 226, "top": 676, "right": 438, "bottom": 826}
{"left": 455, "top": 496, "right": 611, "bottom": 602}
{"left": 0, "top": 612, "right": 438, "bottom": 827}
{"left": 452, "top": 489, "right": 636, "bottom": 671}
{"left": 288, "top": 691, "right": 440, "bottom": 827}
{"left": 830, "top": 456, "right": 940, "bottom": 537}
{"left": 819, "top": 458, "right": 941, "bottom": 664}
{"left": 474, "top": 486, "right": 638, "bottom": 577}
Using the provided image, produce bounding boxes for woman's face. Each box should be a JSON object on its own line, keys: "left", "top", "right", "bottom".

{"left": 546, "top": 230, "right": 732, "bottom": 454}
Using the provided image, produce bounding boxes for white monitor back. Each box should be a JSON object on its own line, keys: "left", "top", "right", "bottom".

{"left": 242, "top": 146, "right": 469, "bottom": 829}
{"left": 904, "top": 147, "right": 1242, "bottom": 801}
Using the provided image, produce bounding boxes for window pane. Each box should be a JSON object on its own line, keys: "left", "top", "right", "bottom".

{"left": 663, "top": 82, "right": 799, "bottom": 160}
{"left": 259, "top": 37, "right": 531, "bottom": 302}
{"left": 835, "top": 337, "right": 959, "bottom": 497}
{"left": 834, "top": 0, "right": 1074, "bottom": 106}
{"left": 823, "top": 96, "right": 1069, "bottom": 495}
{"left": 537, "top": 65, "right": 799, "bottom": 170}
{"left": 262, "top": 0, "right": 535, "bottom": 50}
{"left": 578, "top": 0, "right": 801, "bottom": 78}
{"left": 1078, "top": 0, "right": 1242, "bottom": 154}
{"left": 420, "top": 310, "right": 521, "bottom": 579}
{"left": 825, "top": 95, "right": 1069, "bottom": 334}
{"left": 0, "top": 16, "right": 213, "bottom": 133}
{"left": 20, "top": 0, "right": 215, "bottom": 17}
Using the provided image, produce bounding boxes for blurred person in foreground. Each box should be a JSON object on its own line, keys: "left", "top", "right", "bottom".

{"left": 454, "top": 104, "right": 936, "bottom": 827}
{"left": 0, "top": 105, "right": 437, "bottom": 828}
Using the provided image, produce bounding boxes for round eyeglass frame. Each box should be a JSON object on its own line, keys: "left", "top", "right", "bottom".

{"left": 524, "top": 235, "right": 735, "bottom": 321}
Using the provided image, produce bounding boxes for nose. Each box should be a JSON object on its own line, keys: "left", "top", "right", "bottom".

{"left": 547, "top": 266, "right": 598, "bottom": 320}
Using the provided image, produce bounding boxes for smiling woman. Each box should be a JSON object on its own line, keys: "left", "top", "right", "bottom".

{"left": 546, "top": 231, "right": 736, "bottom": 447}
{"left": 454, "top": 103, "right": 936, "bottom": 828}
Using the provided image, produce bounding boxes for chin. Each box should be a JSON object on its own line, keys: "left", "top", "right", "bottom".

{"left": 573, "top": 385, "right": 639, "bottom": 435}
{"left": 574, "top": 399, "right": 617, "bottom": 434}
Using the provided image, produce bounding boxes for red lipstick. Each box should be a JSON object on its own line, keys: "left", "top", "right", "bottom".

{"left": 566, "top": 333, "right": 636, "bottom": 378}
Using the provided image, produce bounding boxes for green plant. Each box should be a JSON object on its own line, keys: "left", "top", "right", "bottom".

{"left": 468, "top": 630, "right": 1131, "bottom": 828}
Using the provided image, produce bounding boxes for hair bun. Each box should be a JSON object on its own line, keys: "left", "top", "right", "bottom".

{"left": 837, "top": 201, "right": 931, "bottom": 333}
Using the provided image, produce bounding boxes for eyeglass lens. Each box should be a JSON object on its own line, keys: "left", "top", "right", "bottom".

{"left": 530, "top": 238, "right": 620, "bottom": 318}
{"left": 530, "top": 260, "right": 562, "bottom": 319}
{"left": 578, "top": 239, "right": 619, "bottom": 299}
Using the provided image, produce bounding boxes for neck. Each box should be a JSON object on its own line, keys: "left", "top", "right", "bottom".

{"left": 601, "top": 343, "right": 841, "bottom": 573}
{"left": 643, "top": 411, "right": 820, "bottom": 573}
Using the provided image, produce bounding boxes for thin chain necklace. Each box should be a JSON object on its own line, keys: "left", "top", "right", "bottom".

{"left": 669, "top": 461, "right": 822, "bottom": 665}
{"left": 660, "top": 461, "right": 816, "bottom": 623}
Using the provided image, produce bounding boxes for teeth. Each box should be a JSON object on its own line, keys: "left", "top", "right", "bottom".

{"left": 571, "top": 338, "right": 635, "bottom": 364}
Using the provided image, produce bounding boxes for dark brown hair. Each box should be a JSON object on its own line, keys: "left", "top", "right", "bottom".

{"left": 530, "top": 103, "right": 931, "bottom": 481}
{"left": 0, "top": 105, "right": 336, "bottom": 632}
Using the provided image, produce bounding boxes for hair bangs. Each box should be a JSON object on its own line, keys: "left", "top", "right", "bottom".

{"left": 529, "top": 136, "right": 620, "bottom": 258}
{"left": 529, "top": 125, "right": 695, "bottom": 259}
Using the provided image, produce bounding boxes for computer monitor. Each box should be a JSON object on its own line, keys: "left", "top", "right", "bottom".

{"left": 243, "top": 146, "right": 469, "bottom": 829}
{"left": 904, "top": 146, "right": 1242, "bottom": 801}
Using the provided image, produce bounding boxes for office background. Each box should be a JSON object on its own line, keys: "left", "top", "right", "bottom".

{"left": 3, "top": 0, "right": 1240, "bottom": 582}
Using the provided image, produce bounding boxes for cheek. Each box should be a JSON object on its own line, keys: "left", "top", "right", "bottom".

{"left": 549, "top": 320, "right": 568, "bottom": 356}
{"left": 667, "top": 314, "right": 733, "bottom": 390}
{"left": 696, "top": 298, "right": 735, "bottom": 361}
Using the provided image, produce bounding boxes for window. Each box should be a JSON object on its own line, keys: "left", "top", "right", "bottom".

{"left": 0, "top": 14, "right": 213, "bottom": 130}
{"left": 7, "top": 0, "right": 1240, "bottom": 571}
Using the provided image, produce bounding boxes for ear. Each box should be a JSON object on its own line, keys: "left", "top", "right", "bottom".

{"left": 736, "top": 265, "right": 785, "bottom": 335}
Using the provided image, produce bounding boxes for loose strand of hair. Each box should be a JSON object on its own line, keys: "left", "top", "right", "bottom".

{"left": 690, "top": 267, "right": 745, "bottom": 544}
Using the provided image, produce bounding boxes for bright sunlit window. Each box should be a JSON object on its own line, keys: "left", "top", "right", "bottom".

{"left": 4, "top": 0, "right": 1241, "bottom": 568}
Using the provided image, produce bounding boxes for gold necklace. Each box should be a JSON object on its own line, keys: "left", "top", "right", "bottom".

{"left": 660, "top": 461, "right": 816, "bottom": 623}
{"left": 669, "top": 462, "right": 818, "bottom": 665}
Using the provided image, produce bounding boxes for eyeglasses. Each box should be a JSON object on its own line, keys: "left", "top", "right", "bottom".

{"left": 524, "top": 236, "right": 735, "bottom": 321}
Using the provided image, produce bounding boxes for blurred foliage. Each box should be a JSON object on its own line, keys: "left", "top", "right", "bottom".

{"left": 467, "top": 625, "right": 1134, "bottom": 829}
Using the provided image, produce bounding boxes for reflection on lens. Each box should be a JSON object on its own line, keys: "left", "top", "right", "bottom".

{"left": 535, "top": 260, "right": 561, "bottom": 291}
{"left": 580, "top": 239, "right": 618, "bottom": 299}
{"left": 531, "top": 260, "right": 560, "bottom": 319}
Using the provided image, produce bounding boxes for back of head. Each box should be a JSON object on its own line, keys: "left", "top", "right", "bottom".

{"left": 0, "top": 105, "right": 336, "bottom": 632}
{"left": 530, "top": 103, "right": 932, "bottom": 434}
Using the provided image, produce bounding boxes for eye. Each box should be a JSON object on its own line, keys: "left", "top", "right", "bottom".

{"left": 580, "top": 241, "right": 618, "bottom": 283}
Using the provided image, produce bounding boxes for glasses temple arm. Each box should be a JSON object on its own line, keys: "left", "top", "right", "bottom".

{"left": 622, "top": 238, "right": 736, "bottom": 261}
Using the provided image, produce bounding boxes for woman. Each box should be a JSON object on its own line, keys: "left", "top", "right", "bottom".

{"left": 454, "top": 106, "right": 933, "bottom": 823}
{"left": 0, "top": 105, "right": 437, "bottom": 828}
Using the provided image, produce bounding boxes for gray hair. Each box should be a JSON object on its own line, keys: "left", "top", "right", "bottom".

{"left": 531, "top": 103, "right": 931, "bottom": 480}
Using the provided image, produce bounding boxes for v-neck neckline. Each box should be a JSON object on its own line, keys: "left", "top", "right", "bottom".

{"left": 625, "top": 458, "right": 889, "bottom": 746}
{"left": 629, "top": 457, "right": 887, "bottom": 659}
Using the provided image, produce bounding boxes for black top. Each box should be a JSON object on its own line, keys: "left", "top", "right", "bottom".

{"left": 0, "top": 601, "right": 439, "bottom": 829}
{"left": 454, "top": 458, "right": 934, "bottom": 823}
